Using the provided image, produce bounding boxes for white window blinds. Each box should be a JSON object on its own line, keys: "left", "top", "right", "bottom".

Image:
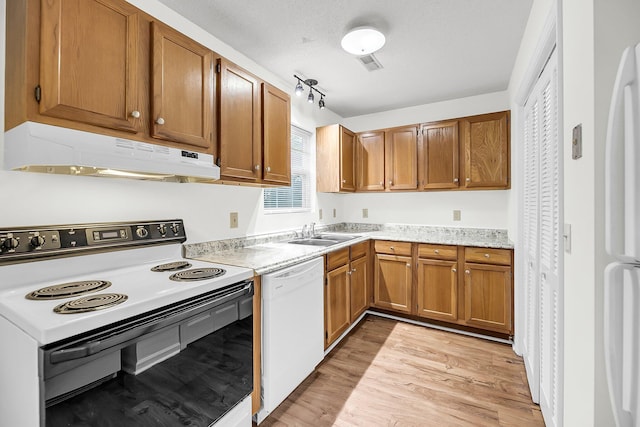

{"left": 263, "top": 125, "right": 312, "bottom": 212}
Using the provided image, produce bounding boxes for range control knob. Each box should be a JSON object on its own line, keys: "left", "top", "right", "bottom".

{"left": 170, "top": 223, "right": 181, "bottom": 235}
{"left": 30, "top": 233, "right": 45, "bottom": 249}
{"left": 136, "top": 227, "right": 149, "bottom": 238}
{"left": 158, "top": 224, "right": 167, "bottom": 236}
{"left": 2, "top": 234, "right": 19, "bottom": 251}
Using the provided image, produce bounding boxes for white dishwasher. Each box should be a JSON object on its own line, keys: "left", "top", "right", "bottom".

{"left": 256, "top": 257, "right": 324, "bottom": 424}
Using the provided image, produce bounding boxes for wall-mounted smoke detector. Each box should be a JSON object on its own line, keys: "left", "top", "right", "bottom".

{"left": 357, "top": 53, "right": 384, "bottom": 72}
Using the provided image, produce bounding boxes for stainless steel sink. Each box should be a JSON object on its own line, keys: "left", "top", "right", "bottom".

{"left": 287, "top": 233, "right": 358, "bottom": 247}
{"left": 288, "top": 238, "right": 338, "bottom": 246}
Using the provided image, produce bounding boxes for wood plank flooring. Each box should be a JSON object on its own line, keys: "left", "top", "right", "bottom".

{"left": 261, "top": 316, "right": 544, "bottom": 426}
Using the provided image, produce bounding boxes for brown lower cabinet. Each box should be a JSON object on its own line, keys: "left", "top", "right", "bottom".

{"left": 324, "top": 241, "right": 369, "bottom": 348}
{"left": 373, "top": 240, "right": 514, "bottom": 336}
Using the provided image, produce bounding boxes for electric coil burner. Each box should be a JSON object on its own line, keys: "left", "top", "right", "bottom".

{"left": 25, "top": 280, "right": 112, "bottom": 300}
{"left": 169, "top": 267, "right": 226, "bottom": 282}
{"left": 150, "top": 261, "right": 192, "bottom": 272}
{"left": 53, "top": 293, "right": 128, "bottom": 314}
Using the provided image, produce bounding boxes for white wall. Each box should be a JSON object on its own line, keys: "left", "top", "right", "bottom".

{"left": 0, "top": 0, "right": 345, "bottom": 243}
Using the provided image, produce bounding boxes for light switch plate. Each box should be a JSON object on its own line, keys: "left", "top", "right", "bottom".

{"left": 572, "top": 124, "right": 582, "bottom": 159}
{"left": 362, "top": 208, "right": 368, "bottom": 218}
{"left": 453, "top": 210, "right": 461, "bottom": 221}
{"left": 333, "top": 208, "right": 336, "bottom": 218}
{"left": 319, "top": 209, "right": 323, "bottom": 220}
{"left": 230, "top": 212, "right": 238, "bottom": 229}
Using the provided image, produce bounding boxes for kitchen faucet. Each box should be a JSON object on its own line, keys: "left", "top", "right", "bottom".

{"left": 310, "top": 222, "right": 316, "bottom": 237}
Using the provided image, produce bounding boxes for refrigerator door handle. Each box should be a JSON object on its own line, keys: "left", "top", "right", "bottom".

{"left": 605, "top": 44, "right": 640, "bottom": 262}
{"left": 604, "top": 263, "right": 640, "bottom": 427}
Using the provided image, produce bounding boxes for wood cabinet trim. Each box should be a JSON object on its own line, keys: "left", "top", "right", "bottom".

{"left": 374, "top": 240, "right": 412, "bottom": 256}
{"left": 418, "top": 243, "right": 458, "bottom": 260}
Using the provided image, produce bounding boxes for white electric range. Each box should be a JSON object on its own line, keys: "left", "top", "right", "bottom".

{"left": 0, "top": 219, "right": 254, "bottom": 427}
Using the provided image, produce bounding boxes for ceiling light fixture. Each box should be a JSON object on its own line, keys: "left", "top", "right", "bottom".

{"left": 293, "top": 75, "right": 326, "bottom": 110}
{"left": 341, "top": 26, "right": 386, "bottom": 55}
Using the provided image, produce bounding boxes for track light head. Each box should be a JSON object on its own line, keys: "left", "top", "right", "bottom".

{"left": 295, "top": 79, "right": 304, "bottom": 96}
{"left": 318, "top": 96, "right": 325, "bottom": 110}
{"left": 307, "top": 89, "right": 314, "bottom": 103}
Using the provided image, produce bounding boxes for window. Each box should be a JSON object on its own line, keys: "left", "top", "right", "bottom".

{"left": 263, "top": 125, "right": 312, "bottom": 212}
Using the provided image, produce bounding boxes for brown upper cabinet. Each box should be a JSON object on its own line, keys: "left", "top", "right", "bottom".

{"left": 461, "top": 111, "right": 510, "bottom": 189}
{"left": 356, "top": 130, "right": 385, "bottom": 191}
{"left": 151, "top": 21, "right": 215, "bottom": 153}
{"left": 355, "top": 126, "right": 418, "bottom": 192}
{"left": 261, "top": 83, "right": 291, "bottom": 185}
{"left": 217, "top": 58, "right": 262, "bottom": 181}
{"left": 320, "top": 110, "right": 509, "bottom": 193}
{"left": 419, "top": 120, "right": 459, "bottom": 189}
{"left": 7, "top": 0, "right": 291, "bottom": 186}
{"left": 385, "top": 125, "right": 418, "bottom": 191}
{"left": 38, "top": 0, "right": 142, "bottom": 134}
{"left": 316, "top": 124, "right": 356, "bottom": 192}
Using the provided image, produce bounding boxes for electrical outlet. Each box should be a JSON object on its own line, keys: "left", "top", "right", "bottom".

{"left": 319, "top": 209, "right": 323, "bottom": 220}
{"left": 333, "top": 208, "right": 336, "bottom": 218}
{"left": 362, "top": 208, "right": 368, "bottom": 218}
{"left": 453, "top": 210, "right": 461, "bottom": 221}
{"left": 230, "top": 212, "right": 238, "bottom": 228}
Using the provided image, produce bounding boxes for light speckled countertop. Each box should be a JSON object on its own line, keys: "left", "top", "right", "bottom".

{"left": 185, "top": 223, "right": 513, "bottom": 276}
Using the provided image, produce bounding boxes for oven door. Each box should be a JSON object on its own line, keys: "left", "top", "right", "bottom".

{"left": 40, "top": 280, "right": 253, "bottom": 427}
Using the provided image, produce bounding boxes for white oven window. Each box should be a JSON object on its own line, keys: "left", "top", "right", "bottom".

{"left": 263, "top": 125, "right": 312, "bottom": 213}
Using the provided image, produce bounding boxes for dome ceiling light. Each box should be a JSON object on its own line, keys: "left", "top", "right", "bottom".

{"left": 341, "top": 26, "right": 386, "bottom": 55}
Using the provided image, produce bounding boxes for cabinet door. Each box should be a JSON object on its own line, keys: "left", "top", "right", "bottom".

{"left": 262, "top": 83, "right": 291, "bottom": 185}
{"left": 151, "top": 22, "right": 214, "bottom": 152}
{"left": 325, "top": 264, "right": 351, "bottom": 348}
{"left": 419, "top": 121, "right": 459, "bottom": 189}
{"left": 39, "top": 0, "right": 141, "bottom": 133}
{"left": 357, "top": 131, "right": 385, "bottom": 191}
{"left": 373, "top": 253, "right": 413, "bottom": 313}
{"left": 350, "top": 256, "right": 369, "bottom": 322}
{"left": 218, "top": 59, "right": 261, "bottom": 180}
{"left": 417, "top": 259, "right": 458, "bottom": 322}
{"left": 385, "top": 126, "right": 418, "bottom": 190}
{"left": 340, "top": 127, "right": 356, "bottom": 191}
{"left": 462, "top": 111, "right": 509, "bottom": 189}
{"left": 463, "top": 263, "right": 512, "bottom": 333}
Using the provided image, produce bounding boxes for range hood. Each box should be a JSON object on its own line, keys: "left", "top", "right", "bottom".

{"left": 3, "top": 122, "right": 220, "bottom": 183}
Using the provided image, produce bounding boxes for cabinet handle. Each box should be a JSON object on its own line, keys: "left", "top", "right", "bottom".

{"left": 452, "top": 268, "right": 457, "bottom": 273}
{"left": 406, "top": 263, "right": 411, "bottom": 267}
{"left": 155, "top": 117, "right": 165, "bottom": 125}
{"left": 542, "top": 273, "right": 547, "bottom": 280}
{"left": 379, "top": 181, "right": 383, "bottom": 185}
{"left": 465, "top": 270, "right": 470, "bottom": 274}
{"left": 453, "top": 178, "right": 459, "bottom": 183}
{"left": 389, "top": 246, "right": 395, "bottom": 250}
{"left": 255, "top": 165, "right": 261, "bottom": 171}
{"left": 342, "top": 179, "right": 346, "bottom": 183}
{"left": 352, "top": 268, "right": 357, "bottom": 272}
{"left": 266, "top": 166, "right": 271, "bottom": 172}
{"left": 434, "top": 249, "right": 440, "bottom": 254}
{"left": 466, "top": 177, "right": 470, "bottom": 182}
{"left": 388, "top": 180, "right": 393, "bottom": 186}
{"left": 484, "top": 253, "right": 490, "bottom": 258}
{"left": 347, "top": 270, "right": 352, "bottom": 275}
{"left": 130, "top": 110, "right": 141, "bottom": 118}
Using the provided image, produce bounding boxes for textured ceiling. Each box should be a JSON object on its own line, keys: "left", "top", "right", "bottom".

{"left": 157, "top": 0, "right": 533, "bottom": 118}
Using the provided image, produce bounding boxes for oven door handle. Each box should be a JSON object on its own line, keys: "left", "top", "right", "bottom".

{"left": 50, "top": 341, "right": 104, "bottom": 364}
{"left": 47, "top": 281, "right": 253, "bottom": 366}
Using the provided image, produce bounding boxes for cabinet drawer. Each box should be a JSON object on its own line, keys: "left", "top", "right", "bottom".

{"left": 418, "top": 244, "right": 457, "bottom": 260}
{"left": 464, "top": 247, "right": 512, "bottom": 266}
{"left": 374, "top": 240, "right": 412, "bottom": 256}
{"left": 327, "top": 247, "right": 350, "bottom": 271}
{"left": 350, "top": 241, "right": 369, "bottom": 260}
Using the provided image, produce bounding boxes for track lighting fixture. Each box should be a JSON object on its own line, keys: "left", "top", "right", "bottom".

{"left": 293, "top": 74, "right": 326, "bottom": 110}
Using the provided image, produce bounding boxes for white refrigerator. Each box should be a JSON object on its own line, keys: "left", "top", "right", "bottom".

{"left": 605, "top": 42, "right": 640, "bottom": 427}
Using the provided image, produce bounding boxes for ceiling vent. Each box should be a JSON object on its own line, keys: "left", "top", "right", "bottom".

{"left": 357, "top": 53, "right": 383, "bottom": 71}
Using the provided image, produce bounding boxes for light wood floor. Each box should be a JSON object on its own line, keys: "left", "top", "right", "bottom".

{"left": 261, "top": 315, "right": 544, "bottom": 427}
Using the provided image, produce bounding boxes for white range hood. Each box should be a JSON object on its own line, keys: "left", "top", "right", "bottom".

{"left": 3, "top": 122, "right": 220, "bottom": 182}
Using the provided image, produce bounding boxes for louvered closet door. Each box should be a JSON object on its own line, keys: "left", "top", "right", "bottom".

{"left": 538, "top": 49, "right": 562, "bottom": 427}
{"left": 522, "top": 48, "right": 562, "bottom": 427}
{"left": 522, "top": 91, "right": 540, "bottom": 403}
